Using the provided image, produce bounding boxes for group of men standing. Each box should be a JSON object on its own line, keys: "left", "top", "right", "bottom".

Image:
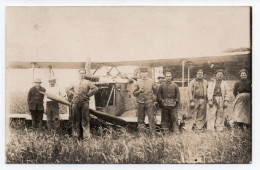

{"left": 27, "top": 66, "right": 233, "bottom": 138}
{"left": 133, "top": 67, "right": 230, "bottom": 135}
{"left": 27, "top": 69, "right": 98, "bottom": 140}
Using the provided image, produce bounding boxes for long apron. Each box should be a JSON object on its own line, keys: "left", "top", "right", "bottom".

{"left": 232, "top": 93, "right": 251, "bottom": 124}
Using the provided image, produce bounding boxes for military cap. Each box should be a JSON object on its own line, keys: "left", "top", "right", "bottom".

{"left": 215, "top": 69, "right": 224, "bottom": 74}
{"left": 239, "top": 69, "right": 248, "bottom": 75}
{"left": 140, "top": 67, "right": 148, "bottom": 72}
{"left": 197, "top": 69, "right": 203, "bottom": 73}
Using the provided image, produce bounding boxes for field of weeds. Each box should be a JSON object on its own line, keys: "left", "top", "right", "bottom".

{"left": 6, "top": 121, "right": 251, "bottom": 164}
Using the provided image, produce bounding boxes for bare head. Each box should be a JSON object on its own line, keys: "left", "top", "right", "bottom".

{"left": 140, "top": 67, "right": 148, "bottom": 80}
{"left": 196, "top": 69, "right": 203, "bottom": 80}
{"left": 78, "top": 69, "right": 86, "bottom": 80}
{"left": 49, "top": 79, "right": 56, "bottom": 87}
{"left": 240, "top": 70, "right": 248, "bottom": 80}
{"left": 165, "top": 72, "right": 172, "bottom": 82}
{"left": 216, "top": 71, "right": 224, "bottom": 80}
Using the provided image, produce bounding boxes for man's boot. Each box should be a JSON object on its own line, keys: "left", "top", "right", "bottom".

{"left": 39, "top": 120, "right": 44, "bottom": 131}
{"left": 72, "top": 123, "right": 80, "bottom": 139}
{"left": 82, "top": 123, "right": 91, "bottom": 139}
{"left": 47, "top": 121, "right": 53, "bottom": 133}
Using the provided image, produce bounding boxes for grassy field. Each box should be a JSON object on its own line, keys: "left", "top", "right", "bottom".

{"left": 6, "top": 81, "right": 251, "bottom": 164}
{"left": 6, "top": 120, "right": 251, "bottom": 164}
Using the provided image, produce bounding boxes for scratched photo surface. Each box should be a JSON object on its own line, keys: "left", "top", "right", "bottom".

{"left": 5, "top": 6, "right": 251, "bottom": 164}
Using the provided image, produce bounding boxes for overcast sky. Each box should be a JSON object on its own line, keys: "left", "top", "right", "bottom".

{"left": 6, "top": 6, "right": 250, "bottom": 63}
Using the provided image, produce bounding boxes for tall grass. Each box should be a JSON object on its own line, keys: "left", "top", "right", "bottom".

{"left": 6, "top": 124, "right": 251, "bottom": 164}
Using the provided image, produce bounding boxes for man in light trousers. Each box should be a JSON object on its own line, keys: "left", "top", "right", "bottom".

{"left": 207, "top": 69, "right": 230, "bottom": 131}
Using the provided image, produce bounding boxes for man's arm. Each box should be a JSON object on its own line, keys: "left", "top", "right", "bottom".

{"left": 87, "top": 81, "right": 98, "bottom": 97}
{"left": 175, "top": 84, "right": 180, "bottom": 103}
{"left": 133, "top": 82, "right": 140, "bottom": 97}
{"left": 157, "top": 84, "right": 163, "bottom": 102}
{"left": 233, "top": 82, "right": 239, "bottom": 97}
{"left": 188, "top": 80, "right": 194, "bottom": 101}
{"left": 27, "top": 88, "right": 32, "bottom": 105}
{"left": 152, "top": 81, "right": 158, "bottom": 96}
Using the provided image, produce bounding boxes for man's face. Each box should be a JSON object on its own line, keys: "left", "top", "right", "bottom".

{"left": 196, "top": 71, "right": 203, "bottom": 79}
{"left": 140, "top": 71, "right": 148, "bottom": 79}
{"left": 35, "top": 82, "right": 41, "bottom": 88}
{"left": 240, "top": 72, "right": 247, "bottom": 80}
{"left": 79, "top": 70, "right": 86, "bottom": 79}
{"left": 165, "top": 73, "right": 172, "bottom": 82}
{"left": 216, "top": 72, "right": 223, "bottom": 80}
{"left": 49, "top": 81, "right": 56, "bottom": 87}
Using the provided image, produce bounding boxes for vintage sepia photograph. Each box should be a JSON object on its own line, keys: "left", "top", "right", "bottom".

{"left": 5, "top": 6, "right": 252, "bottom": 164}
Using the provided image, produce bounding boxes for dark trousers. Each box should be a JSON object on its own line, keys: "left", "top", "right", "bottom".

{"left": 46, "top": 101, "right": 60, "bottom": 132}
{"left": 137, "top": 102, "right": 155, "bottom": 134}
{"left": 30, "top": 105, "right": 44, "bottom": 130}
{"left": 72, "top": 102, "right": 90, "bottom": 139}
{"left": 161, "top": 106, "right": 179, "bottom": 133}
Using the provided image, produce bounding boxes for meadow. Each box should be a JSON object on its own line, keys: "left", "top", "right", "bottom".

{"left": 6, "top": 81, "right": 252, "bottom": 164}
{"left": 6, "top": 119, "right": 251, "bottom": 164}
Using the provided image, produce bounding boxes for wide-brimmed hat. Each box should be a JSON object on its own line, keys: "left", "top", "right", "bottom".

{"left": 34, "top": 78, "right": 42, "bottom": 83}
{"left": 48, "top": 78, "right": 56, "bottom": 82}
{"left": 239, "top": 69, "right": 248, "bottom": 75}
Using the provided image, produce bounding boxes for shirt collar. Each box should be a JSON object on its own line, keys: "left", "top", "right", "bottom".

{"left": 166, "top": 81, "right": 171, "bottom": 84}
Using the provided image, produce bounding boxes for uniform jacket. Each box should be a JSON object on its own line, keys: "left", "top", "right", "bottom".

{"left": 188, "top": 79, "right": 208, "bottom": 100}
{"left": 133, "top": 78, "right": 158, "bottom": 104}
{"left": 27, "top": 86, "right": 46, "bottom": 110}
{"left": 207, "top": 79, "right": 229, "bottom": 101}
{"left": 66, "top": 79, "right": 98, "bottom": 104}
{"left": 158, "top": 81, "right": 180, "bottom": 103}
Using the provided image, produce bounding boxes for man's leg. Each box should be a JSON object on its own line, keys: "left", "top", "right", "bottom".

{"left": 30, "top": 110, "right": 37, "bottom": 129}
{"left": 46, "top": 103, "right": 53, "bottom": 133}
{"left": 82, "top": 102, "right": 91, "bottom": 139}
{"left": 184, "top": 99, "right": 199, "bottom": 131}
{"left": 215, "top": 97, "right": 224, "bottom": 131}
{"left": 137, "top": 103, "right": 146, "bottom": 133}
{"left": 72, "top": 104, "right": 80, "bottom": 138}
{"left": 207, "top": 103, "right": 217, "bottom": 131}
{"left": 196, "top": 99, "right": 207, "bottom": 130}
{"left": 146, "top": 102, "right": 156, "bottom": 135}
{"left": 161, "top": 107, "right": 170, "bottom": 133}
{"left": 52, "top": 102, "right": 60, "bottom": 132}
{"left": 38, "top": 110, "right": 44, "bottom": 131}
{"left": 169, "top": 107, "right": 179, "bottom": 133}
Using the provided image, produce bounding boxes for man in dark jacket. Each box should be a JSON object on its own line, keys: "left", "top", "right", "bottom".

{"left": 158, "top": 71, "right": 180, "bottom": 134}
{"left": 27, "top": 78, "right": 46, "bottom": 130}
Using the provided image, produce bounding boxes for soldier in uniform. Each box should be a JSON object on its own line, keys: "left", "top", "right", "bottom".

{"left": 185, "top": 69, "right": 208, "bottom": 131}
{"left": 207, "top": 69, "right": 230, "bottom": 131}
{"left": 133, "top": 67, "right": 158, "bottom": 135}
{"left": 157, "top": 71, "right": 180, "bottom": 134}
{"left": 27, "top": 78, "right": 46, "bottom": 130}
{"left": 66, "top": 69, "right": 98, "bottom": 139}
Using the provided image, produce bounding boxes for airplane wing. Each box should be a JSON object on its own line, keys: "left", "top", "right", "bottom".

{"left": 7, "top": 51, "right": 250, "bottom": 69}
